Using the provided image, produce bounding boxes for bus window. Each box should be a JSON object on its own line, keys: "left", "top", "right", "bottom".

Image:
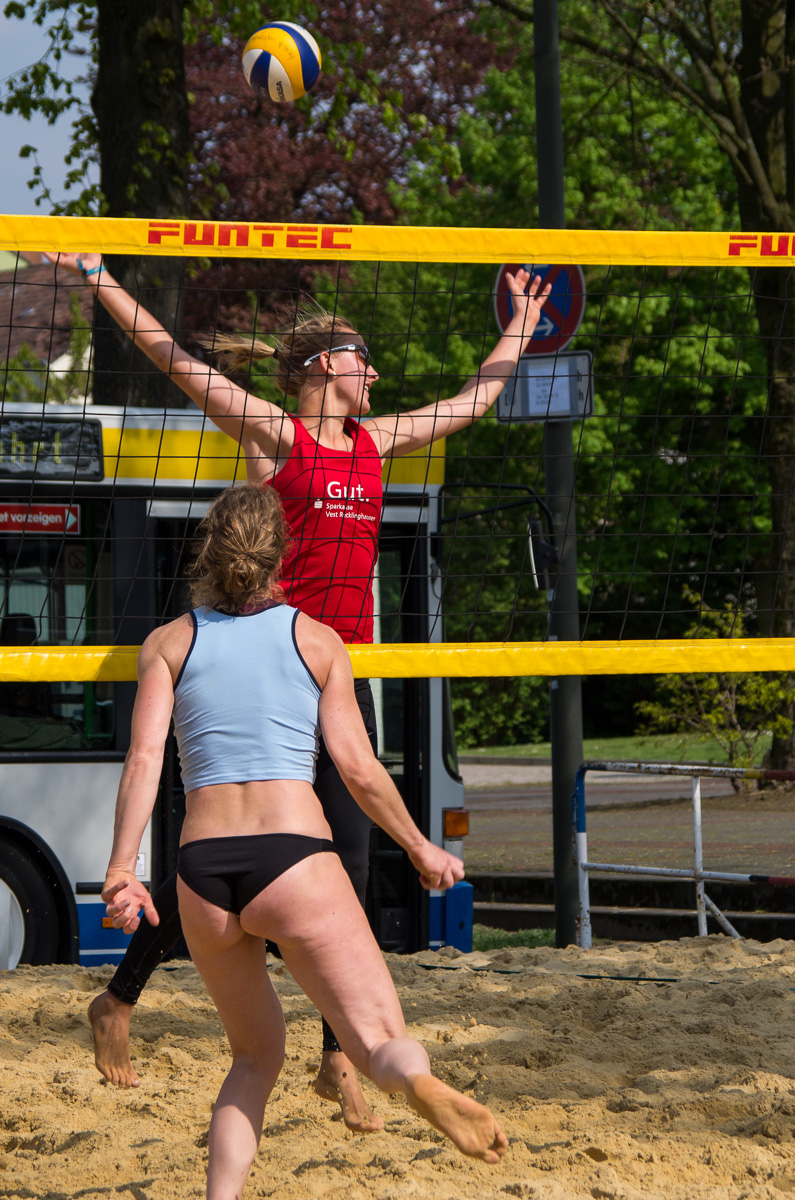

{"left": 442, "top": 676, "right": 461, "bottom": 781}
{"left": 0, "top": 510, "right": 115, "bottom": 751}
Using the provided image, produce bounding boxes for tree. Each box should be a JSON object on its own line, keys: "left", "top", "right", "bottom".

{"left": 344, "top": 2, "right": 789, "bottom": 743}
{"left": 477, "top": 0, "right": 795, "bottom": 763}
{"left": 3, "top": 1, "right": 500, "bottom": 389}
{"left": 635, "top": 587, "right": 795, "bottom": 787}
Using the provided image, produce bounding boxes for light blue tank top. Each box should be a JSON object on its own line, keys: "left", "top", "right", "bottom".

{"left": 173, "top": 603, "right": 321, "bottom": 791}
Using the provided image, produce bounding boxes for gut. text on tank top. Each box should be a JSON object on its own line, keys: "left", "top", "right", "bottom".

{"left": 267, "top": 416, "right": 383, "bottom": 644}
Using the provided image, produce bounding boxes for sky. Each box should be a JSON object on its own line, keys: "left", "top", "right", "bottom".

{"left": 1, "top": 10, "right": 93, "bottom": 216}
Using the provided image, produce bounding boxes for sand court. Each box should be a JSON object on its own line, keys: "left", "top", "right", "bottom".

{"left": 1, "top": 936, "right": 795, "bottom": 1199}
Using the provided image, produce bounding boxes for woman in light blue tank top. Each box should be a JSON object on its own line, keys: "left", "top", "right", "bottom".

{"left": 174, "top": 604, "right": 321, "bottom": 792}
{"left": 100, "top": 484, "right": 507, "bottom": 1193}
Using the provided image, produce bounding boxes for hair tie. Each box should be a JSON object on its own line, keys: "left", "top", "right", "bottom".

{"left": 272, "top": 347, "right": 279, "bottom": 360}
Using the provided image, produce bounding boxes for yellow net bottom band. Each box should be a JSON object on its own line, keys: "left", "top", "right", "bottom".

{"left": 1, "top": 639, "right": 793, "bottom": 683}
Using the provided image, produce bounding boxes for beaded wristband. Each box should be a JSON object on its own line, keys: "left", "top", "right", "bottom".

{"left": 77, "top": 259, "right": 104, "bottom": 279}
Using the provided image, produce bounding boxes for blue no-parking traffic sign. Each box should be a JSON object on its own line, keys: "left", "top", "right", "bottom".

{"left": 494, "top": 263, "right": 586, "bottom": 355}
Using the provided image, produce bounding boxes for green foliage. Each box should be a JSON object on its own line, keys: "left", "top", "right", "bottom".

{"left": 385, "top": 3, "right": 770, "bottom": 653}
{"left": 471, "top": 924, "right": 555, "bottom": 951}
{"left": 451, "top": 676, "right": 549, "bottom": 748}
{"left": 1, "top": 293, "right": 92, "bottom": 405}
{"left": 461, "top": 731, "right": 766, "bottom": 765}
{"left": 184, "top": 2, "right": 320, "bottom": 43}
{"left": 635, "top": 587, "right": 795, "bottom": 785}
{"left": 571, "top": 262, "right": 770, "bottom": 638}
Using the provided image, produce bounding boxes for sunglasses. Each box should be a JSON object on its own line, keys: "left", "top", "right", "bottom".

{"left": 303, "top": 343, "right": 371, "bottom": 368}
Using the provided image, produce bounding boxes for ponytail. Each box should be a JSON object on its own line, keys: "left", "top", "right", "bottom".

{"left": 195, "top": 332, "right": 276, "bottom": 374}
{"left": 198, "top": 304, "right": 359, "bottom": 398}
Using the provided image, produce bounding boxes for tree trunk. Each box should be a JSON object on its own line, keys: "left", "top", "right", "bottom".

{"left": 738, "top": 0, "right": 795, "bottom": 767}
{"left": 747, "top": 269, "right": 795, "bottom": 766}
{"left": 91, "top": 0, "right": 190, "bottom": 407}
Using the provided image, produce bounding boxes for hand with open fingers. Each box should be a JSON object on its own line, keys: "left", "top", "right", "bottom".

{"left": 504, "top": 267, "right": 552, "bottom": 332}
{"left": 102, "top": 875, "right": 160, "bottom": 934}
{"left": 410, "top": 839, "right": 465, "bottom": 891}
{"left": 44, "top": 251, "right": 102, "bottom": 278}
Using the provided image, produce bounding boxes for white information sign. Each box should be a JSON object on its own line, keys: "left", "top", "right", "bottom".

{"left": 496, "top": 352, "right": 594, "bottom": 423}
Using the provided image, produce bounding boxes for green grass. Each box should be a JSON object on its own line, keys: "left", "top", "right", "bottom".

{"left": 471, "top": 924, "right": 556, "bottom": 951}
{"left": 461, "top": 732, "right": 773, "bottom": 766}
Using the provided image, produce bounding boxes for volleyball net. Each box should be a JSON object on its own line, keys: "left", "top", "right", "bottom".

{"left": 1, "top": 214, "right": 795, "bottom": 685}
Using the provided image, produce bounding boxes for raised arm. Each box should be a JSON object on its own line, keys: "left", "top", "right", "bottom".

{"left": 45, "top": 252, "right": 294, "bottom": 469}
{"left": 309, "top": 623, "right": 463, "bottom": 889}
{"left": 366, "top": 268, "right": 551, "bottom": 458}
{"left": 102, "top": 629, "right": 178, "bottom": 932}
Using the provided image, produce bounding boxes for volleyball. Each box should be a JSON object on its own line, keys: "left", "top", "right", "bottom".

{"left": 241, "top": 21, "right": 322, "bottom": 103}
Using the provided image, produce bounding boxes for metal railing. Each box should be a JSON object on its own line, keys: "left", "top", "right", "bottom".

{"left": 572, "top": 761, "right": 795, "bottom": 950}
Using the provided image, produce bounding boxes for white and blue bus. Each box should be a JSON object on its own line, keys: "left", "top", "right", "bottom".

{"left": 0, "top": 403, "right": 472, "bottom": 969}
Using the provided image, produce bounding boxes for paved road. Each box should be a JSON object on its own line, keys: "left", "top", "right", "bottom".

{"left": 459, "top": 758, "right": 795, "bottom": 876}
{"left": 461, "top": 760, "right": 733, "bottom": 810}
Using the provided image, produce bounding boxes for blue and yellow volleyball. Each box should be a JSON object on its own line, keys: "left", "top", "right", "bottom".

{"left": 242, "top": 21, "right": 322, "bottom": 103}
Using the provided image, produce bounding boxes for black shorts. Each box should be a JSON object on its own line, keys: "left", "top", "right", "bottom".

{"left": 177, "top": 832, "right": 337, "bottom": 915}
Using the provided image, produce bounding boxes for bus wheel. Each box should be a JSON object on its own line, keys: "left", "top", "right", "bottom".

{"left": 0, "top": 842, "right": 61, "bottom": 968}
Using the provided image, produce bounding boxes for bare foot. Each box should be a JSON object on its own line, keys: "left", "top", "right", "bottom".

{"left": 406, "top": 1074, "right": 508, "bottom": 1164}
{"left": 314, "top": 1050, "right": 384, "bottom": 1132}
{"left": 88, "top": 990, "right": 140, "bottom": 1087}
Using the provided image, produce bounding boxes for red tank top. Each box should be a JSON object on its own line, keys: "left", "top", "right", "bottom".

{"left": 268, "top": 416, "right": 383, "bottom": 644}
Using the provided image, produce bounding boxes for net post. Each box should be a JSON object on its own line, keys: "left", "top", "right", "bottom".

{"left": 535, "top": 0, "right": 583, "bottom": 948}
{"left": 546, "top": 437, "right": 584, "bottom": 947}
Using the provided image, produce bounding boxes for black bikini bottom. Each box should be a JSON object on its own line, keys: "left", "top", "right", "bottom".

{"left": 177, "top": 833, "right": 337, "bottom": 916}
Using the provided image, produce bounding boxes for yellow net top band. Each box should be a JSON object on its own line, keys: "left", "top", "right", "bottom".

{"left": 3, "top": 639, "right": 794, "bottom": 682}
{"left": 1, "top": 215, "right": 792, "bottom": 268}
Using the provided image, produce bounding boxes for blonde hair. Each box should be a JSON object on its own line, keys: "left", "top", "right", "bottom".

{"left": 188, "top": 484, "right": 290, "bottom": 611}
{"left": 198, "top": 304, "right": 359, "bottom": 398}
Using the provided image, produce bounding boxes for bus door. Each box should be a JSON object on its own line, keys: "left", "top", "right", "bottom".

{"left": 368, "top": 499, "right": 469, "bottom": 954}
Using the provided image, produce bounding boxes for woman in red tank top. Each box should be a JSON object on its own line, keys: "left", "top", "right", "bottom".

{"left": 48, "top": 249, "right": 550, "bottom": 1125}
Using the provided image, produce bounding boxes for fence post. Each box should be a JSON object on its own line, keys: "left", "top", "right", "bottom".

{"left": 574, "top": 766, "right": 592, "bottom": 949}
{"left": 692, "top": 776, "right": 708, "bottom": 936}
